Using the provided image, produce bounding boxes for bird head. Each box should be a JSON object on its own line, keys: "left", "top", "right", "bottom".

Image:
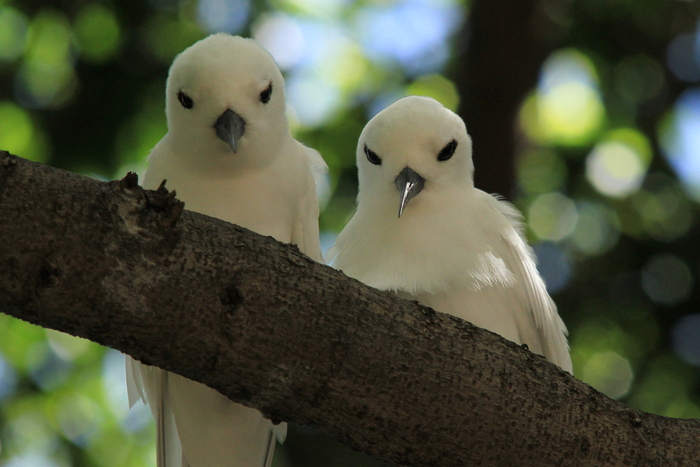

{"left": 356, "top": 96, "right": 474, "bottom": 218}
{"left": 165, "top": 33, "right": 288, "bottom": 165}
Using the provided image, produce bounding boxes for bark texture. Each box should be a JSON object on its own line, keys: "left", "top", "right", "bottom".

{"left": 1, "top": 151, "right": 699, "bottom": 466}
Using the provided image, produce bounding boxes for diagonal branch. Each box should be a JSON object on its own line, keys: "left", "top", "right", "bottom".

{"left": 1, "top": 151, "right": 698, "bottom": 466}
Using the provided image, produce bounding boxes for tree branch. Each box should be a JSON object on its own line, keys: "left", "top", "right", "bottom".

{"left": 1, "top": 151, "right": 698, "bottom": 466}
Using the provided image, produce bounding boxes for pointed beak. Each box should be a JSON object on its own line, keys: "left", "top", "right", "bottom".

{"left": 395, "top": 167, "right": 425, "bottom": 218}
{"left": 214, "top": 109, "right": 246, "bottom": 153}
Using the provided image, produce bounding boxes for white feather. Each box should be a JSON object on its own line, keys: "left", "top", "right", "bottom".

{"left": 125, "top": 33, "right": 325, "bottom": 466}
{"left": 328, "top": 96, "right": 572, "bottom": 373}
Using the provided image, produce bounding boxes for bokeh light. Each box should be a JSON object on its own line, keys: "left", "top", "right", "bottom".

{"left": 16, "top": 9, "right": 77, "bottom": 109}
{"left": 197, "top": 0, "right": 250, "bottom": 34}
{"left": 406, "top": 74, "right": 459, "bottom": 111}
{"left": 672, "top": 314, "right": 700, "bottom": 367}
{"left": 0, "top": 354, "right": 17, "bottom": 400}
{"left": 354, "top": 0, "right": 463, "bottom": 75}
{"left": 659, "top": 88, "right": 700, "bottom": 201}
{"left": 628, "top": 354, "right": 700, "bottom": 418}
{"left": 614, "top": 53, "right": 665, "bottom": 107}
{"left": 534, "top": 242, "right": 572, "bottom": 294}
{"left": 0, "top": 101, "right": 48, "bottom": 163}
{"left": 516, "top": 148, "right": 568, "bottom": 194}
{"left": 527, "top": 192, "right": 578, "bottom": 241}
{"left": 287, "top": 73, "right": 343, "bottom": 127}
{"left": 252, "top": 12, "right": 306, "bottom": 70}
{"left": 666, "top": 31, "right": 700, "bottom": 83}
{"left": 570, "top": 201, "right": 620, "bottom": 256}
{"left": 74, "top": 4, "right": 122, "bottom": 63}
{"left": 273, "top": 0, "right": 349, "bottom": 19}
{"left": 629, "top": 173, "right": 694, "bottom": 242}
{"left": 582, "top": 351, "right": 634, "bottom": 399}
{"left": 641, "top": 254, "right": 693, "bottom": 306}
{"left": 144, "top": 14, "right": 204, "bottom": 63}
{"left": 522, "top": 49, "right": 605, "bottom": 146}
{"left": 0, "top": 6, "right": 28, "bottom": 61}
{"left": 585, "top": 129, "right": 652, "bottom": 198}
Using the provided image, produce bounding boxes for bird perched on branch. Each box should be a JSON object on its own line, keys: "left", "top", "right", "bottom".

{"left": 328, "top": 96, "right": 571, "bottom": 373}
{"left": 125, "top": 33, "right": 327, "bottom": 467}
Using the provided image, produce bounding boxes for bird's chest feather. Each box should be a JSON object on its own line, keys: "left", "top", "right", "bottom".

{"left": 144, "top": 161, "right": 303, "bottom": 243}
{"left": 333, "top": 203, "right": 511, "bottom": 295}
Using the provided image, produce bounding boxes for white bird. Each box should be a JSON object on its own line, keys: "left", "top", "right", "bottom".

{"left": 328, "top": 96, "right": 572, "bottom": 373}
{"left": 125, "top": 33, "right": 327, "bottom": 467}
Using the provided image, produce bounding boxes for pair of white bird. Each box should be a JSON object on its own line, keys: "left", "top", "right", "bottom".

{"left": 125, "top": 33, "right": 572, "bottom": 467}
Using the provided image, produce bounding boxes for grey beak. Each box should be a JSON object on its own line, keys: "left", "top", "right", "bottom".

{"left": 395, "top": 167, "right": 425, "bottom": 218}
{"left": 214, "top": 109, "right": 246, "bottom": 153}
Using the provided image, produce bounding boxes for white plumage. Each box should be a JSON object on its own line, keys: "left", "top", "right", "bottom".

{"left": 328, "top": 96, "right": 571, "bottom": 373}
{"left": 125, "top": 33, "right": 327, "bottom": 466}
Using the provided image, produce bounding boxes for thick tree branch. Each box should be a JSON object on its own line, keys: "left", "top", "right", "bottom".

{"left": 1, "top": 152, "right": 698, "bottom": 466}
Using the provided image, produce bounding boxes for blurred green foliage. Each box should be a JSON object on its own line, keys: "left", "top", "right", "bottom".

{"left": 1, "top": 0, "right": 699, "bottom": 465}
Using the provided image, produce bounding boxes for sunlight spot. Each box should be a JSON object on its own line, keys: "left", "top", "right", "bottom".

{"left": 582, "top": 351, "right": 634, "bottom": 399}
{"left": 0, "top": 6, "right": 28, "bottom": 61}
{"left": 527, "top": 192, "right": 578, "bottom": 241}
{"left": 659, "top": 88, "right": 700, "bottom": 201}
{"left": 406, "top": 74, "right": 459, "bottom": 111}
{"left": 273, "top": 0, "right": 350, "bottom": 19}
{"left": 197, "top": 0, "right": 249, "bottom": 34}
{"left": 533, "top": 242, "right": 572, "bottom": 294}
{"left": 355, "top": 0, "right": 463, "bottom": 74}
{"left": 252, "top": 13, "right": 305, "bottom": 70}
{"left": 571, "top": 201, "right": 620, "bottom": 256}
{"left": 516, "top": 148, "right": 568, "bottom": 194}
{"left": 74, "top": 4, "right": 121, "bottom": 62}
{"left": 17, "top": 9, "right": 77, "bottom": 108}
{"left": 586, "top": 141, "right": 646, "bottom": 197}
{"left": 666, "top": 32, "right": 700, "bottom": 83}
{"left": 287, "top": 74, "right": 342, "bottom": 127}
{"left": 535, "top": 49, "right": 605, "bottom": 145}
{"left": 672, "top": 314, "right": 700, "bottom": 366}
{"left": 641, "top": 254, "right": 693, "bottom": 306}
{"left": 317, "top": 39, "right": 368, "bottom": 89}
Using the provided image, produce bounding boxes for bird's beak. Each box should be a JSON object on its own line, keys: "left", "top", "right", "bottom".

{"left": 214, "top": 109, "right": 246, "bottom": 153}
{"left": 395, "top": 167, "right": 425, "bottom": 218}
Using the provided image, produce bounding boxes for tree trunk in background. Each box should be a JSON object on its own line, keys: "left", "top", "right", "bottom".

{"left": 452, "top": 0, "right": 557, "bottom": 198}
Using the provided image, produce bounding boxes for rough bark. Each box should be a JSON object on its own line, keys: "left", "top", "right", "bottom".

{"left": 1, "top": 151, "right": 699, "bottom": 466}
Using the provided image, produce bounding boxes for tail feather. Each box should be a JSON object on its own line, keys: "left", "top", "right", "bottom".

{"left": 127, "top": 357, "right": 283, "bottom": 466}
{"left": 262, "top": 429, "right": 276, "bottom": 467}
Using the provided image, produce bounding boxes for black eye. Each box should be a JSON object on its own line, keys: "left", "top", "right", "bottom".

{"left": 364, "top": 144, "right": 382, "bottom": 165}
{"left": 260, "top": 82, "right": 273, "bottom": 104}
{"left": 177, "top": 91, "right": 193, "bottom": 109}
{"left": 437, "top": 139, "right": 457, "bottom": 162}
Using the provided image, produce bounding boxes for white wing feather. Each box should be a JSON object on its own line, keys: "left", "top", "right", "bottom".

{"left": 487, "top": 194, "right": 572, "bottom": 373}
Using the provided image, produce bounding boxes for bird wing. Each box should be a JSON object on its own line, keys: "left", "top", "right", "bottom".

{"left": 126, "top": 357, "right": 186, "bottom": 467}
{"left": 305, "top": 145, "right": 330, "bottom": 204}
{"left": 165, "top": 373, "right": 284, "bottom": 466}
{"left": 487, "top": 194, "right": 572, "bottom": 373}
{"left": 125, "top": 354, "right": 144, "bottom": 409}
{"left": 292, "top": 144, "right": 327, "bottom": 262}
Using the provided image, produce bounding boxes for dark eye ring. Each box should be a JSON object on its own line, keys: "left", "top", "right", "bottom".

{"left": 364, "top": 144, "right": 382, "bottom": 165}
{"left": 437, "top": 139, "right": 457, "bottom": 162}
{"left": 177, "top": 91, "right": 194, "bottom": 109}
{"left": 260, "top": 82, "right": 273, "bottom": 104}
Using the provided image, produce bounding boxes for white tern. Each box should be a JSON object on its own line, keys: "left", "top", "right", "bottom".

{"left": 328, "top": 96, "right": 572, "bottom": 373}
{"left": 125, "top": 33, "right": 327, "bottom": 467}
